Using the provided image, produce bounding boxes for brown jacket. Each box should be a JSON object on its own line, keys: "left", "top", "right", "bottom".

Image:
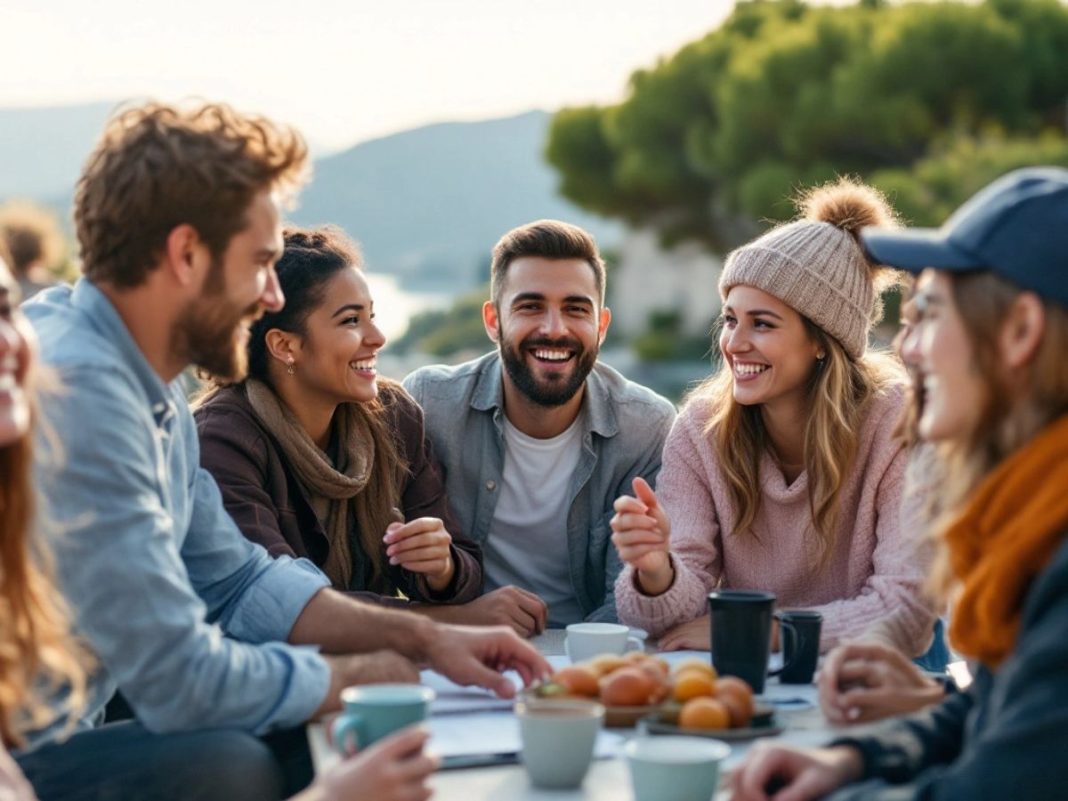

{"left": 194, "top": 383, "right": 482, "bottom": 606}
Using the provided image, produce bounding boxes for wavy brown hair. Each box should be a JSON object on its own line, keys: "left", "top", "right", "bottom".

{"left": 693, "top": 179, "right": 905, "bottom": 566}
{"left": 0, "top": 379, "right": 90, "bottom": 747}
{"left": 75, "top": 101, "right": 308, "bottom": 289}
{"left": 928, "top": 272, "right": 1068, "bottom": 598}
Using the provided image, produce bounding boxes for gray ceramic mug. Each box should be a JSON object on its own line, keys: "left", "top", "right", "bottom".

{"left": 516, "top": 698, "right": 605, "bottom": 789}
{"left": 624, "top": 735, "right": 730, "bottom": 801}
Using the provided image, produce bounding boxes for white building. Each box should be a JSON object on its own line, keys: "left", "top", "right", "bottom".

{"left": 609, "top": 226, "right": 724, "bottom": 338}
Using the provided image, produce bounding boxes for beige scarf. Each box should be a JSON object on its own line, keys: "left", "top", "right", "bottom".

{"left": 245, "top": 379, "right": 395, "bottom": 590}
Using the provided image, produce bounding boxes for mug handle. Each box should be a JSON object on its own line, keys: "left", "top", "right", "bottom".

{"left": 624, "top": 635, "right": 645, "bottom": 654}
{"left": 767, "top": 613, "right": 799, "bottom": 678}
{"left": 330, "top": 713, "right": 365, "bottom": 756}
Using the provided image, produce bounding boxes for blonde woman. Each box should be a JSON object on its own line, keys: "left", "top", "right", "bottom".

{"left": 612, "top": 179, "right": 935, "bottom": 654}
{"left": 0, "top": 245, "right": 86, "bottom": 798}
{"left": 732, "top": 168, "right": 1068, "bottom": 801}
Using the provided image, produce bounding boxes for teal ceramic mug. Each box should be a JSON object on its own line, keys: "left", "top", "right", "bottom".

{"left": 624, "top": 735, "right": 730, "bottom": 801}
{"left": 330, "top": 684, "right": 435, "bottom": 755}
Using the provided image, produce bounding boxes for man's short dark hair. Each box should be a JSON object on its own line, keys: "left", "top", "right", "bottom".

{"left": 490, "top": 220, "right": 606, "bottom": 307}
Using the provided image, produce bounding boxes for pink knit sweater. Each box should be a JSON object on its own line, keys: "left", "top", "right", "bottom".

{"left": 616, "top": 384, "right": 934, "bottom": 653}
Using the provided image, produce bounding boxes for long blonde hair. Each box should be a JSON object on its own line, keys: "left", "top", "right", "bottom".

{"left": 694, "top": 336, "right": 902, "bottom": 564}
{"left": 694, "top": 179, "right": 905, "bottom": 566}
{"left": 0, "top": 388, "right": 90, "bottom": 747}
{"left": 928, "top": 272, "right": 1068, "bottom": 598}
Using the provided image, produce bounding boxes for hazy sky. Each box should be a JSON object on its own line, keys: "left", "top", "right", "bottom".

{"left": 2, "top": 0, "right": 739, "bottom": 152}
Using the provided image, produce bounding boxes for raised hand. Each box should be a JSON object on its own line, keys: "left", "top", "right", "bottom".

{"left": 610, "top": 476, "right": 674, "bottom": 595}
{"left": 384, "top": 516, "right": 455, "bottom": 592}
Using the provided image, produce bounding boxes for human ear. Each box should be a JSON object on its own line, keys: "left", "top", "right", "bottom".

{"left": 265, "top": 328, "right": 301, "bottom": 368}
{"left": 163, "top": 224, "right": 208, "bottom": 287}
{"left": 598, "top": 306, "right": 612, "bottom": 345}
{"left": 999, "top": 292, "right": 1045, "bottom": 370}
{"left": 482, "top": 300, "right": 500, "bottom": 343}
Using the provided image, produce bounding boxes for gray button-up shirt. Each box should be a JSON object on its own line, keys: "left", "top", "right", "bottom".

{"left": 404, "top": 351, "right": 676, "bottom": 623}
{"left": 23, "top": 280, "right": 330, "bottom": 748}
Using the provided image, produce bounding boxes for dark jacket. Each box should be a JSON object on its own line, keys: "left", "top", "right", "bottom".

{"left": 194, "top": 383, "right": 483, "bottom": 606}
{"left": 826, "top": 532, "right": 1068, "bottom": 801}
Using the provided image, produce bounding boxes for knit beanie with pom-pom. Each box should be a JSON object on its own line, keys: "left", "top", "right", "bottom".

{"left": 718, "top": 179, "right": 901, "bottom": 359}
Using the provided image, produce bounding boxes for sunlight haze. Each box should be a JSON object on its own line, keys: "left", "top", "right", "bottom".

{"left": 2, "top": 0, "right": 736, "bottom": 152}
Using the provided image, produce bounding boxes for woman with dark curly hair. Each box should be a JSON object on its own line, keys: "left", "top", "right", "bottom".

{"left": 195, "top": 226, "right": 486, "bottom": 611}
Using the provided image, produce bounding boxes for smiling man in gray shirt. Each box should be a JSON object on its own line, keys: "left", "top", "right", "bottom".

{"left": 404, "top": 220, "right": 676, "bottom": 632}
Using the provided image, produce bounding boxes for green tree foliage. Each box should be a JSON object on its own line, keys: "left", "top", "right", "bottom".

{"left": 547, "top": 0, "right": 1068, "bottom": 249}
{"left": 873, "top": 131, "right": 1068, "bottom": 226}
{"left": 632, "top": 310, "right": 715, "bottom": 363}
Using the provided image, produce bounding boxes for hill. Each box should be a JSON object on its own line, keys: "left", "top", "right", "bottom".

{"left": 0, "top": 102, "right": 116, "bottom": 204}
{"left": 291, "top": 111, "right": 621, "bottom": 289}
{"left": 0, "top": 105, "right": 620, "bottom": 289}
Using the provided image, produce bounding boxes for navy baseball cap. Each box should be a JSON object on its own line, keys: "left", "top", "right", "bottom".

{"left": 861, "top": 167, "right": 1068, "bottom": 308}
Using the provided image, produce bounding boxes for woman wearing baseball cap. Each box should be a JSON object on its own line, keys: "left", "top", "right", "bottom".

{"left": 731, "top": 167, "right": 1068, "bottom": 801}
{"left": 611, "top": 178, "right": 937, "bottom": 656}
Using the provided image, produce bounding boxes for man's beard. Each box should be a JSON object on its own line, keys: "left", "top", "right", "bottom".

{"left": 498, "top": 329, "right": 597, "bottom": 407}
{"left": 173, "top": 276, "right": 262, "bottom": 383}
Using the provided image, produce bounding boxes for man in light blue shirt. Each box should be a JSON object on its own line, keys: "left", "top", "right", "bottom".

{"left": 15, "top": 101, "right": 548, "bottom": 801}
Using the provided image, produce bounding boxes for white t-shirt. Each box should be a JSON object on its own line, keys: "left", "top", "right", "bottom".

{"left": 483, "top": 413, "right": 585, "bottom": 627}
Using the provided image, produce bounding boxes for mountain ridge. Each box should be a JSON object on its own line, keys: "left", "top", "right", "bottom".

{"left": 0, "top": 104, "right": 620, "bottom": 289}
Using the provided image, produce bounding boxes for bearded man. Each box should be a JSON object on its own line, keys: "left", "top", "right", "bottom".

{"left": 19, "top": 101, "right": 549, "bottom": 801}
{"left": 404, "top": 220, "right": 676, "bottom": 631}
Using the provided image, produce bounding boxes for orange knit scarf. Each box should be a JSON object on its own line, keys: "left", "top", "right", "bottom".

{"left": 946, "top": 414, "right": 1068, "bottom": 668}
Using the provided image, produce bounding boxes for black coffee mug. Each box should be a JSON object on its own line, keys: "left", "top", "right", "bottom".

{"left": 707, "top": 590, "right": 775, "bottom": 693}
{"left": 771, "top": 610, "right": 823, "bottom": 685}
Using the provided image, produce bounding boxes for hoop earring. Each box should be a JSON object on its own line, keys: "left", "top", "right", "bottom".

{"left": 286, "top": 359, "right": 296, "bottom": 376}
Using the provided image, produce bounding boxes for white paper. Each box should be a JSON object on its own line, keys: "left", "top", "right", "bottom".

{"left": 421, "top": 668, "right": 523, "bottom": 715}
{"left": 429, "top": 710, "right": 623, "bottom": 758}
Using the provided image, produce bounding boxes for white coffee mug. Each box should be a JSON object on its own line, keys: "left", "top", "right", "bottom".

{"left": 565, "top": 622, "right": 644, "bottom": 663}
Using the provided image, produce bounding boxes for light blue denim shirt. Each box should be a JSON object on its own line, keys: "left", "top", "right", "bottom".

{"left": 403, "top": 351, "right": 676, "bottom": 623}
{"left": 22, "top": 280, "right": 331, "bottom": 748}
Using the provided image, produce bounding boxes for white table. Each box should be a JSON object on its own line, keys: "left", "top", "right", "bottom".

{"left": 309, "top": 630, "right": 850, "bottom": 800}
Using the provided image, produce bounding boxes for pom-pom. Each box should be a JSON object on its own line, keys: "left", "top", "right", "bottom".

{"left": 797, "top": 177, "right": 898, "bottom": 235}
